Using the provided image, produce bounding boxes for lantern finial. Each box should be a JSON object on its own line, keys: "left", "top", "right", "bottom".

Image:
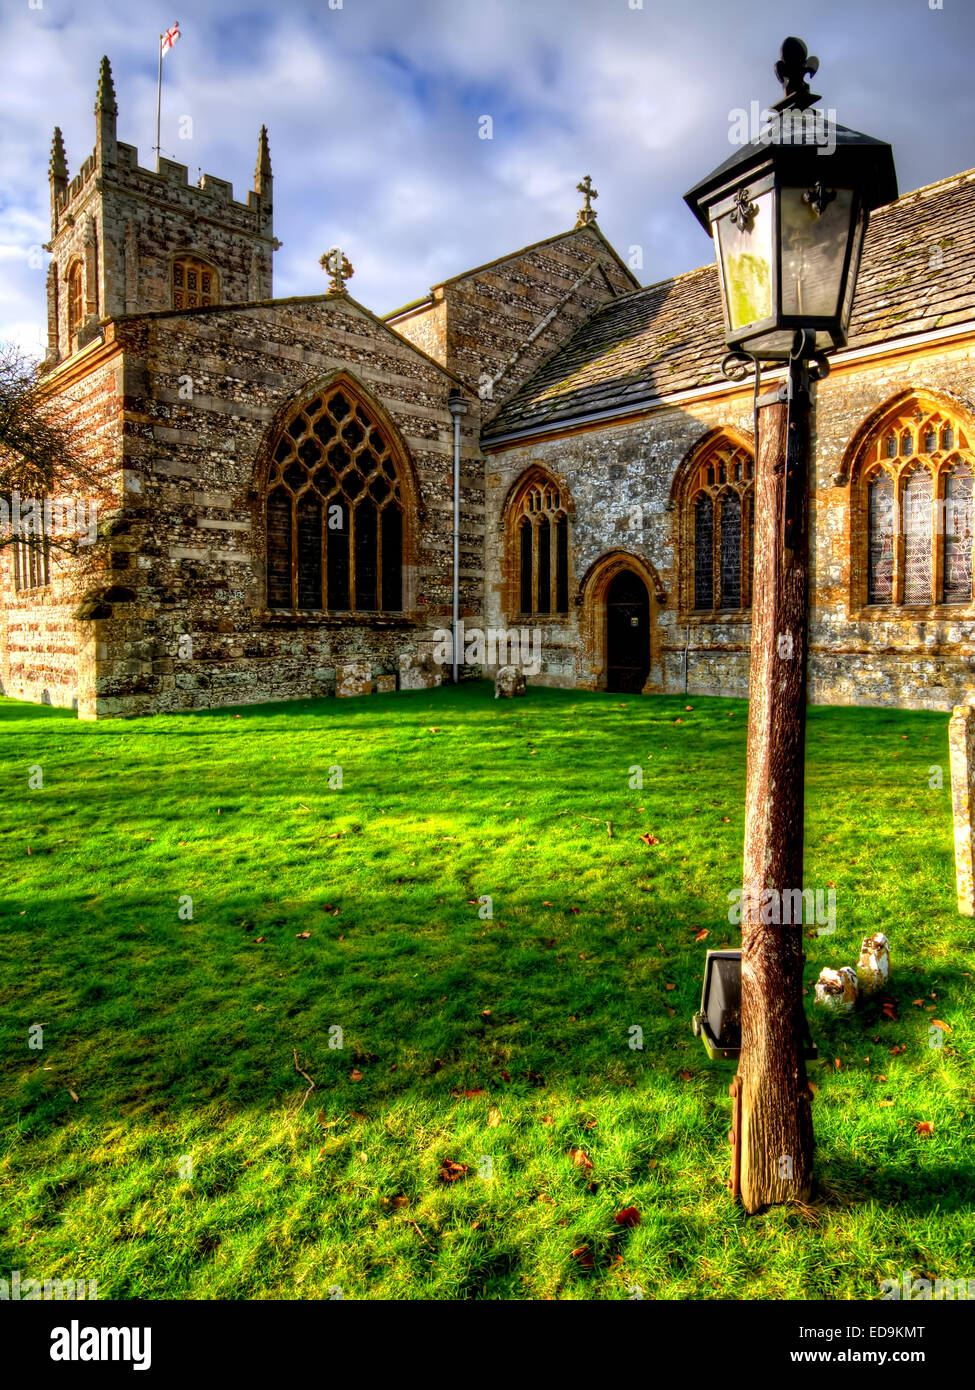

{"left": 772, "top": 37, "right": 821, "bottom": 112}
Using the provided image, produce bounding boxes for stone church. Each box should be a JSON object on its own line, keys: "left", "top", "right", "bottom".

{"left": 3, "top": 57, "right": 975, "bottom": 718}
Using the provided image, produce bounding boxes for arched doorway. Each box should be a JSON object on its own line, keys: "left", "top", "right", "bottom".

{"left": 606, "top": 570, "right": 650, "bottom": 692}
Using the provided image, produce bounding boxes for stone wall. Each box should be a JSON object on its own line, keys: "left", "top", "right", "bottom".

{"left": 484, "top": 332, "right": 975, "bottom": 709}
{"left": 37, "top": 293, "right": 483, "bottom": 718}
{"left": 0, "top": 340, "right": 125, "bottom": 708}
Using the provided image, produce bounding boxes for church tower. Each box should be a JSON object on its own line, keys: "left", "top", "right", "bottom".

{"left": 43, "top": 57, "right": 276, "bottom": 368}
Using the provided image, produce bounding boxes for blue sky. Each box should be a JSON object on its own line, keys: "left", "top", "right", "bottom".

{"left": 2, "top": 0, "right": 972, "bottom": 355}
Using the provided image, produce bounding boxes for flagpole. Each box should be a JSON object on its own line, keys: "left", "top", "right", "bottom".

{"left": 155, "top": 33, "right": 163, "bottom": 167}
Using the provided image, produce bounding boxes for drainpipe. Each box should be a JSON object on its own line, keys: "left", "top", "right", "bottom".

{"left": 447, "top": 390, "right": 469, "bottom": 684}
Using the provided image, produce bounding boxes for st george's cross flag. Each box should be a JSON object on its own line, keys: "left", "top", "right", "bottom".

{"left": 161, "top": 21, "right": 180, "bottom": 56}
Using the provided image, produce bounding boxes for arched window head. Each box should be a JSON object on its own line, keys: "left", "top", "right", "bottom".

{"left": 856, "top": 398, "right": 974, "bottom": 609}
{"left": 265, "top": 381, "right": 407, "bottom": 613}
{"left": 508, "top": 474, "right": 571, "bottom": 617}
{"left": 67, "top": 261, "right": 83, "bottom": 338}
{"left": 680, "top": 436, "right": 754, "bottom": 615}
{"left": 173, "top": 256, "right": 218, "bottom": 309}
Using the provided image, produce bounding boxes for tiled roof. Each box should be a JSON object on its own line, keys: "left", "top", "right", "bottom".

{"left": 483, "top": 168, "right": 975, "bottom": 441}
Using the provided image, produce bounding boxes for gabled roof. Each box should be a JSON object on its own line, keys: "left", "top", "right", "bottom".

{"left": 383, "top": 222, "right": 640, "bottom": 322}
{"left": 484, "top": 168, "right": 975, "bottom": 442}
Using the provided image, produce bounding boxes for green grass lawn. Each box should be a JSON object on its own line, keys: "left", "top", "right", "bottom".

{"left": 1, "top": 681, "right": 972, "bottom": 1300}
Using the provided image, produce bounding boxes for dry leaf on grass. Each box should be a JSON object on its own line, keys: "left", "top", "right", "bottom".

{"left": 915, "top": 1121, "right": 935, "bottom": 1136}
{"left": 614, "top": 1206, "right": 641, "bottom": 1228}
{"left": 488, "top": 1109, "right": 501, "bottom": 1127}
{"left": 438, "top": 1159, "right": 470, "bottom": 1182}
{"left": 569, "top": 1148, "right": 594, "bottom": 1172}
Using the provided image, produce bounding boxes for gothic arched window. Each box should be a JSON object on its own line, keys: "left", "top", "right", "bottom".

{"left": 681, "top": 436, "right": 754, "bottom": 615}
{"left": 857, "top": 400, "right": 975, "bottom": 609}
{"left": 172, "top": 256, "right": 218, "bottom": 309}
{"left": 265, "top": 381, "right": 407, "bottom": 613}
{"left": 509, "top": 475, "right": 571, "bottom": 617}
{"left": 67, "top": 261, "right": 83, "bottom": 338}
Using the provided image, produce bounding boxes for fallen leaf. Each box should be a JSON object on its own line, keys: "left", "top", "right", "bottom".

{"left": 808, "top": 1081, "right": 818, "bottom": 1095}
{"left": 931, "top": 1019, "right": 951, "bottom": 1031}
{"left": 889, "top": 1044, "right": 907, "bottom": 1056}
{"left": 614, "top": 1206, "right": 641, "bottom": 1228}
{"left": 915, "top": 1121, "right": 935, "bottom": 1136}
{"left": 254, "top": 935, "right": 265, "bottom": 943}
{"left": 438, "top": 1159, "right": 469, "bottom": 1182}
{"left": 499, "top": 1070, "right": 511, "bottom": 1082}
{"left": 912, "top": 999, "right": 924, "bottom": 1007}
{"left": 296, "top": 931, "right": 312, "bottom": 939}
{"left": 68, "top": 1089, "right": 79, "bottom": 1103}
{"left": 878, "top": 1100, "right": 895, "bottom": 1108}
{"left": 569, "top": 1147, "right": 594, "bottom": 1172}
{"left": 392, "top": 1195, "right": 409, "bottom": 1208}
{"left": 639, "top": 833, "right": 660, "bottom": 846}
{"left": 694, "top": 928, "right": 709, "bottom": 942}
{"left": 350, "top": 1069, "right": 364, "bottom": 1082}
{"left": 665, "top": 982, "right": 676, "bottom": 991}
{"left": 570, "top": 906, "right": 580, "bottom": 915}
{"left": 834, "top": 1057, "right": 842, "bottom": 1071}
{"left": 679, "top": 1069, "right": 693, "bottom": 1081}
{"left": 570, "top": 1245, "right": 594, "bottom": 1269}
{"left": 488, "top": 1108, "right": 501, "bottom": 1127}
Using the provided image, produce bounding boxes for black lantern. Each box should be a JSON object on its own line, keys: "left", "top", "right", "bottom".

{"left": 692, "top": 950, "right": 819, "bottom": 1062}
{"left": 684, "top": 37, "right": 897, "bottom": 363}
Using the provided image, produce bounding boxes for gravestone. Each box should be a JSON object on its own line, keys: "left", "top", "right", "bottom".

{"left": 494, "top": 666, "right": 527, "bottom": 699}
{"left": 336, "top": 661, "right": 371, "bottom": 698}
{"left": 399, "top": 651, "right": 442, "bottom": 691}
{"left": 948, "top": 697, "right": 975, "bottom": 916}
{"left": 376, "top": 674, "right": 397, "bottom": 694}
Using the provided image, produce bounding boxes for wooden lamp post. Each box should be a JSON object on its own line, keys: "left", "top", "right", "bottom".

{"left": 684, "top": 38, "right": 897, "bottom": 1212}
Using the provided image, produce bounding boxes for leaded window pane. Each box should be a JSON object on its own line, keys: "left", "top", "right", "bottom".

{"left": 694, "top": 494, "right": 714, "bottom": 610}
{"left": 903, "top": 468, "right": 933, "bottom": 604}
{"left": 868, "top": 474, "right": 894, "bottom": 603}
{"left": 943, "top": 465, "right": 974, "bottom": 604}
{"left": 719, "top": 492, "right": 742, "bottom": 608}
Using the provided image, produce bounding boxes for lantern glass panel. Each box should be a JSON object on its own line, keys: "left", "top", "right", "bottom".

{"left": 715, "top": 189, "right": 774, "bottom": 331}
{"left": 779, "top": 186, "right": 855, "bottom": 320}
{"left": 840, "top": 205, "right": 866, "bottom": 340}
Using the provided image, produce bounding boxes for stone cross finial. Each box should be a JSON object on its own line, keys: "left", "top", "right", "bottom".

{"left": 320, "top": 247, "right": 354, "bottom": 292}
{"left": 772, "top": 36, "right": 820, "bottom": 111}
{"left": 575, "top": 174, "right": 598, "bottom": 227}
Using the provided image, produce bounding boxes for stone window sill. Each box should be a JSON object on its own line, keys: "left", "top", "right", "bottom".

{"left": 679, "top": 609, "right": 753, "bottom": 624}
{"left": 258, "top": 610, "right": 418, "bottom": 628}
{"left": 510, "top": 613, "right": 571, "bottom": 624}
{"left": 851, "top": 604, "right": 975, "bottom": 621}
